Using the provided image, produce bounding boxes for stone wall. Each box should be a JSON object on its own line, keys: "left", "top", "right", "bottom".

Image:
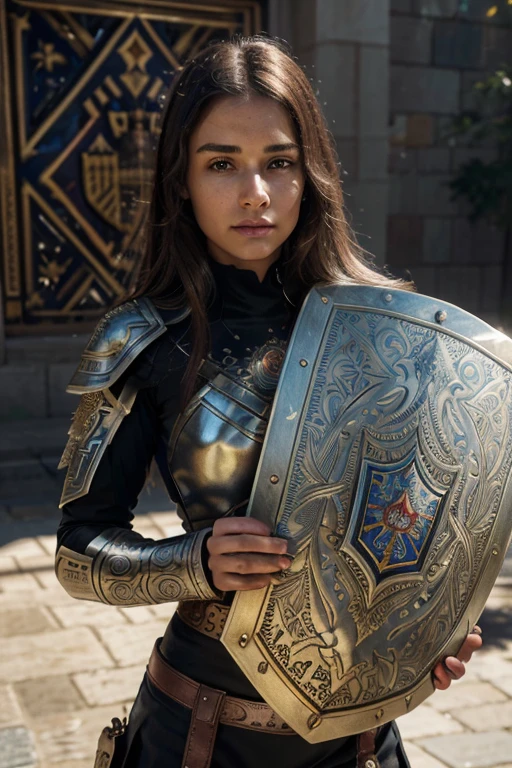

{"left": 387, "top": 0, "right": 511, "bottom": 327}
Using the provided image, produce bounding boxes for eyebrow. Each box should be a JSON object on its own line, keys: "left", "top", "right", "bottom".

{"left": 196, "top": 142, "right": 300, "bottom": 154}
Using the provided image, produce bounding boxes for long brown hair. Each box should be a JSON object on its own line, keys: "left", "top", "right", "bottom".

{"left": 132, "top": 35, "right": 409, "bottom": 400}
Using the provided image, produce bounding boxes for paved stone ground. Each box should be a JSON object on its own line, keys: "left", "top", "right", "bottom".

{"left": 1, "top": 462, "right": 512, "bottom": 768}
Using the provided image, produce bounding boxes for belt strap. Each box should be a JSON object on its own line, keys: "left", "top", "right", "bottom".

{"left": 182, "top": 684, "right": 225, "bottom": 768}
{"left": 356, "top": 728, "right": 380, "bottom": 768}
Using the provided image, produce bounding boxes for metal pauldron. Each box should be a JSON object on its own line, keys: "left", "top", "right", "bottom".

{"left": 55, "top": 527, "right": 219, "bottom": 605}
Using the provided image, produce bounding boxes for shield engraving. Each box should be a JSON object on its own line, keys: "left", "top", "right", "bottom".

{"left": 221, "top": 285, "right": 512, "bottom": 743}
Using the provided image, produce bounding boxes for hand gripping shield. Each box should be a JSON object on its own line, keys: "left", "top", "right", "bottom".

{"left": 221, "top": 285, "right": 512, "bottom": 743}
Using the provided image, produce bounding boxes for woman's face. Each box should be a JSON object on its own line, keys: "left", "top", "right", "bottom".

{"left": 185, "top": 93, "right": 305, "bottom": 281}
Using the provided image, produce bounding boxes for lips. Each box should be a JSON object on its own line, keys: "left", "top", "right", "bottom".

{"left": 232, "top": 219, "right": 275, "bottom": 238}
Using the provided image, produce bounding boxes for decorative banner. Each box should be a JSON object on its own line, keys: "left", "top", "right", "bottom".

{"left": 0, "top": 0, "right": 261, "bottom": 328}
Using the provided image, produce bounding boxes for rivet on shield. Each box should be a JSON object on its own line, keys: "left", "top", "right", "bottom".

{"left": 321, "top": 296, "right": 328, "bottom": 304}
{"left": 383, "top": 293, "right": 393, "bottom": 303}
{"left": 300, "top": 359, "right": 308, "bottom": 367}
{"left": 492, "top": 546, "right": 499, "bottom": 556}
{"left": 435, "top": 310, "right": 448, "bottom": 324}
{"left": 365, "top": 760, "right": 377, "bottom": 768}
{"left": 375, "top": 708, "right": 384, "bottom": 720}
{"left": 239, "top": 633, "right": 249, "bottom": 647}
{"left": 270, "top": 474, "right": 279, "bottom": 484}
{"left": 307, "top": 714, "right": 321, "bottom": 730}
{"left": 258, "top": 662, "right": 268, "bottom": 674}
{"left": 405, "top": 695, "right": 412, "bottom": 710}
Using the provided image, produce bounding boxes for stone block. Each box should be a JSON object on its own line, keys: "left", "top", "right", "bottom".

{"left": 391, "top": 0, "right": 412, "bottom": 10}
{"left": 391, "top": 16, "right": 433, "bottom": 64}
{"left": 484, "top": 25, "right": 512, "bottom": 69}
{"left": 423, "top": 218, "right": 451, "bottom": 263}
{"left": 407, "top": 114, "right": 434, "bottom": 147}
{"left": 5, "top": 334, "right": 87, "bottom": 365}
{"left": 438, "top": 266, "right": 481, "bottom": 313}
{"left": 434, "top": 20, "right": 484, "bottom": 69}
{"left": 409, "top": 265, "right": 439, "bottom": 296}
{"left": 0, "top": 627, "right": 113, "bottom": 682}
{"left": 316, "top": 0, "right": 389, "bottom": 45}
{"left": 429, "top": 680, "right": 507, "bottom": 712}
{"left": 50, "top": 601, "right": 128, "bottom": 629}
{"left": 97, "top": 620, "right": 169, "bottom": 666}
{"left": 119, "top": 605, "right": 155, "bottom": 624}
{"left": 417, "top": 176, "right": 458, "bottom": 216}
{"left": 412, "top": 0, "right": 459, "bottom": 17}
{"left": 402, "top": 742, "right": 449, "bottom": 768}
{"left": 0, "top": 607, "right": 57, "bottom": 637}
{"left": 73, "top": 664, "right": 144, "bottom": 706}
{"left": 0, "top": 685, "right": 23, "bottom": 727}
{"left": 14, "top": 675, "right": 87, "bottom": 718}
{"left": 0, "top": 556, "right": 18, "bottom": 574}
{"left": 314, "top": 43, "right": 356, "bottom": 138}
{"left": 149, "top": 601, "right": 178, "bottom": 620}
{"left": 451, "top": 699, "right": 512, "bottom": 732}
{"left": 452, "top": 147, "right": 498, "bottom": 171}
{"left": 389, "top": 114, "right": 408, "bottom": 146}
{"left": 417, "top": 148, "right": 450, "bottom": 173}
{"left": 418, "top": 731, "right": 512, "bottom": 768}
{"left": 359, "top": 138, "right": 388, "bottom": 180}
{"left": 0, "top": 365, "right": 47, "bottom": 421}
{"left": 480, "top": 264, "right": 503, "bottom": 314}
{"left": 48, "top": 363, "right": 76, "bottom": 417}
{"left": 0, "top": 571, "right": 41, "bottom": 592}
{"left": 452, "top": 219, "right": 504, "bottom": 265}
{"left": 389, "top": 147, "right": 417, "bottom": 174}
{"left": 147, "top": 510, "right": 182, "bottom": 538}
{"left": 462, "top": 70, "right": 485, "bottom": 111}
{"left": 1, "top": 536, "right": 47, "bottom": 559}
{"left": 391, "top": 66, "right": 460, "bottom": 114}
{"left": 0, "top": 726, "right": 37, "bottom": 768}
{"left": 397, "top": 702, "right": 464, "bottom": 740}
{"left": 387, "top": 215, "right": 424, "bottom": 267}
{"left": 360, "top": 46, "right": 389, "bottom": 138}
{"left": 388, "top": 176, "right": 419, "bottom": 215}
{"left": 345, "top": 180, "right": 389, "bottom": 263}
{"left": 334, "top": 138, "right": 357, "bottom": 178}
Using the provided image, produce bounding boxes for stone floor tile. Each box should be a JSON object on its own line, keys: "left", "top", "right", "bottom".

{"left": 489, "top": 675, "right": 512, "bottom": 698}
{"left": 0, "top": 571, "right": 41, "bottom": 592}
{"left": 0, "top": 584, "right": 75, "bottom": 609}
{"left": 0, "top": 726, "right": 37, "bottom": 768}
{"left": 148, "top": 512, "right": 184, "bottom": 538}
{"left": 50, "top": 601, "right": 127, "bottom": 629}
{"left": 0, "top": 685, "right": 24, "bottom": 727}
{"left": 402, "top": 742, "right": 448, "bottom": 768}
{"left": 36, "top": 535, "right": 57, "bottom": 557}
{"left": 40, "top": 762, "right": 91, "bottom": 768}
{"left": 463, "top": 652, "right": 512, "bottom": 681}
{"left": 418, "top": 731, "right": 512, "bottom": 768}
{"left": 0, "top": 627, "right": 113, "bottom": 683}
{"left": 119, "top": 605, "right": 155, "bottom": 624}
{"left": 0, "top": 556, "right": 19, "bottom": 574}
{"left": 0, "top": 537, "right": 46, "bottom": 559}
{"left": 428, "top": 680, "right": 507, "bottom": 712}
{"left": 14, "top": 675, "right": 87, "bottom": 719}
{"left": 97, "top": 620, "right": 169, "bottom": 666}
{"left": 33, "top": 569, "right": 58, "bottom": 589}
{"left": 73, "top": 664, "right": 145, "bottom": 706}
{"left": 450, "top": 700, "right": 512, "bottom": 732}
{"left": 397, "top": 703, "right": 464, "bottom": 740}
{"left": 16, "top": 554, "right": 54, "bottom": 572}
{"left": 32, "top": 704, "right": 125, "bottom": 764}
{"left": 0, "top": 607, "right": 57, "bottom": 637}
{"left": 149, "top": 602, "right": 177, "bottom": 620}
{"left": 130, "top": 522, "right": 165, "bottom": 540}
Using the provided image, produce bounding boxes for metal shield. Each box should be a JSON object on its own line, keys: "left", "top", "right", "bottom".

{"left": 221, "top": 285, "right": 512, "bottom": 743}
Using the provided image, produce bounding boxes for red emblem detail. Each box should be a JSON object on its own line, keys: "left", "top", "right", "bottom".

{"left": 382, "top": 492, "right": 418, "bottom": 533}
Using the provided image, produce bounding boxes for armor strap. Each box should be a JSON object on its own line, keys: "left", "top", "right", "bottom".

{"left": 356, "top": 729, "right": 380, "bottom": 768}
{"left": 55, "top": 527, "right": 219, "bottom": 605}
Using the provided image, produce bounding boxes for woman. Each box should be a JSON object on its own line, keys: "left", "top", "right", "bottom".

{"left": 56, "top": 36, "right": 481, "bottom": 768}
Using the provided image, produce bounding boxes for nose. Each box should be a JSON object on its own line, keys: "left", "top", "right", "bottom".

{"left": 239, "top": 172, "right": 270, "bottom": 208}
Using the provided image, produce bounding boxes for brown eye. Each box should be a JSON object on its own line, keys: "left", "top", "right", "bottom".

{"left": 268, "top": 158, "right": 292, "bottom": 170}
{"left": 210, "top": 159, "right": 232, "bottom": 172}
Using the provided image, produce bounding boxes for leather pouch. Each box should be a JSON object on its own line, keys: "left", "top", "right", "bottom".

{"left": 94, "top": 717, "right": 128, "bottom": 768}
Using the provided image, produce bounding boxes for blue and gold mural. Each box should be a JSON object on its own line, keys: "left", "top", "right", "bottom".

{"left": 0, "top": 0, "right": 261, "bottom": 329}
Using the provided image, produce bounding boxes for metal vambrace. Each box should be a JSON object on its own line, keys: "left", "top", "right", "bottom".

{"left": 55, "top": 527, "right": 219, "bottom": 605}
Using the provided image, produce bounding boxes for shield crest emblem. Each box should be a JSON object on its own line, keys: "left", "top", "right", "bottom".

{"left": 221, "top": 285, "right": 512, "bottom": 743}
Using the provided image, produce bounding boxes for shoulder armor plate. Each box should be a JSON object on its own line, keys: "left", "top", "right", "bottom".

{"left": 67, "top": 297, "right": 189, "bottom": 394}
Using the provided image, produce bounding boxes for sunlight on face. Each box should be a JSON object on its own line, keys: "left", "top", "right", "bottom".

{"left": 185, "top": 94, "right": 305, "bottom": 281}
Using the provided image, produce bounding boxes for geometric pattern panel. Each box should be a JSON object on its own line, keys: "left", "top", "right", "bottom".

{"left": 1, "top": 0, "right": 261, "bottom": 329}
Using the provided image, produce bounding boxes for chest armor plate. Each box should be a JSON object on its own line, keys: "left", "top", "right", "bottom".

{"left": 168, "top": 370, "right": 272, "bottom": 529}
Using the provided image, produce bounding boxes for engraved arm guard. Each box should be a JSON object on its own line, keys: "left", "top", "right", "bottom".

{"left": 55, "top": 527, "right": 219, "bottom": 604}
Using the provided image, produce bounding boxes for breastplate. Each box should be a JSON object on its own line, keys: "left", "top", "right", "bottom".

{"left": 168, "top": 338, "right": 287, "bottom": 530}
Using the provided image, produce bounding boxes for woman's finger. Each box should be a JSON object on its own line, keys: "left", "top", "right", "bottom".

{"left": 457, "top": 633, "right": 483, "bottom": 663}
{"left": 208, "top": 532, "right": 288, "bottom": 556}
{"left": 212, "top": 517, "right": 272, "bottom": 537}
{"left": 209, "top": 552, "right": 290, "bottom": 576}
{"left": 212, "top": 572, "right": 275, "bottom": 592}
